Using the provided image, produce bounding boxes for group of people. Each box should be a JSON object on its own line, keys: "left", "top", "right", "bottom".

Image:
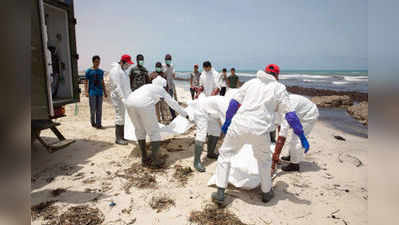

{"left": 85, "top": 54, "right": 319, "bottom": 204}
{"left": 189, "top": 64, "right": 241, "bottom": 99}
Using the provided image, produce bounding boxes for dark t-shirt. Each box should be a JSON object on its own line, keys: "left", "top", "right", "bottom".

{"left": 130, "top": 66, "right": 150, "bottom": 91}
{"left": 85, "top": 68, "right": 104, "bottom": 96}
{"left": 227, "top": 75, "right": 239, "bottom": 88}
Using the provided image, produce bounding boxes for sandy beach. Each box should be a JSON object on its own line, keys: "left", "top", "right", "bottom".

{"left": 31, "top": 82, "right": 368, "bottom": 225}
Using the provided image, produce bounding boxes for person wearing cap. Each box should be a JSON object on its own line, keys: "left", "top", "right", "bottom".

{"left": 125, "top": 76, "right": 189, "bottom": 167}
{"left": 130, "top": 54, "right": 150, "bottom": 92}
{"left": 190, "top": 64, "right": 201, "bottom": 100}
{"left": 211, "top": 64, "right": 310, "bottom": 204}
{"left": 109, "top": 54, "right": 134, "bottom": 145}
{"left": 149, "top": 62, "right": 168, "bottom": 122}
{"left": 162, "top": 54, "right": 177, "bottom": 119}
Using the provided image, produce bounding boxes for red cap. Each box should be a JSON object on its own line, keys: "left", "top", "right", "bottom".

{"left": 120, "top": 54, "right": 134, "bottom": 65}
{"left": 265, "top": 64, "right": 280, "bottom": 76}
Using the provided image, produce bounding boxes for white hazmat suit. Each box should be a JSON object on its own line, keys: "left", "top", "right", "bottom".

{"left": 187, "top": 94, "right": 231, "bottom": 142}
{"left": 216, "top": 70, "right": 293, "bottom": 193}
{"left": 275, "top": 94, "right": 319, "bottom": 163}
{"left": 125, "top": 77, "right": 188, "bottom": 142}
{"left": 109, "top": 62, "right": 132, "bottom": 125}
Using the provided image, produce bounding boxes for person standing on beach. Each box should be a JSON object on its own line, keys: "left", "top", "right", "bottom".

{"left": 272, "top": 94, "right": 319, "bottom": 172}
{"left": 211, "top": 64, "right": 310, "bottom": 204}
{"left": 85, "top": 55, "right": 107, "bottom": 129}
{"left": 130, "top": 54, "right": 150, "bottom": 92}
{"left": 227, "top": 68, "right": 241, "bottom": 89}
{"left": 218, "top": 68, "right": 228, "bottom": 96}
{"left": 197, "top": 61, "right": 220, "bottom": 97}
{"left": 109, "top": 54, "right": 134, "bottom": 145}
{"left": 162, "top": 54, "right": 177, "bottom": 119}
{"left": 149, "top": 62, "right": 168, "bottom": 122}
{"left": 190, "top": 64, "right": 201, "bottom": 100}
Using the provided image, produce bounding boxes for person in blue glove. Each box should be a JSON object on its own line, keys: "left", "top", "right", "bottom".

{"left": 213, "top": 64, "right": 309, "bottom": 204}
{"left": 272, "top": 94, "right": 319, "bottom": 172}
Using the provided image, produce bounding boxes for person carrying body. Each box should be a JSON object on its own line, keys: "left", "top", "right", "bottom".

{"left": 211, "top": 64, "right": 310, "bottom": 204}
{"left": 125, "top": 76, "right": 189, "bottom": 167}
{"left": 109, "top": 54, "right": 134, "bottom": 145}
{"left": 272, "top": 94, "right": 319, "bottom": 172}
{"left": 186, "top": 91, "right": 238, "bottom": 172}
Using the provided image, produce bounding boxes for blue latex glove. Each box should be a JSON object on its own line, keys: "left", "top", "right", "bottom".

{"left": 221, "top": 99, "right": 240, "bottom": 134}
{"left": 285, "top": 112, "right": 304, "bottom": 136}
{"left": 221, "top": 119, "right": 231, "bottom": 134}
{"left": 299, "top": 133, "right": 310, "bottom": 153}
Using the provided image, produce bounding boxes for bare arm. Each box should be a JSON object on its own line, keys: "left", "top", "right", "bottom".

{"left": 84, "top": 80, "right": 89, "bottom": 97}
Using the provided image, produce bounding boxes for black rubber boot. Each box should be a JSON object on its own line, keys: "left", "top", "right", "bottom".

{"left": 194, "top": 141, "right": 205, "bottom": 172}
{"left": 150, "top": 141, "right": 165, "bottom": 168}
{"left": 262, "top": 189, "right": 274, "bottom": 203}
{"left": 281, "top": 155, "right": 291, "bottom": 161}
{"left": 270, "top": 130, "right": 276, "bottom": 144}
{"left": 207, "top": 135, "right": 219, "bottom": 159}
{"left": 211, "top": 188, "right": 225, "bottom": 204}
{"left": 115, "top": 125, "right": 128, "bottom": 145}
{"left": 282, "top": 163, "right": 300, "bottom": 172}
{"left": 138, "top": 140, "right": 149, "bottom": 165}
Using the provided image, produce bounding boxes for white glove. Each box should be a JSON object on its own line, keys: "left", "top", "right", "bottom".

{"left": 121, "top": 98, "right": 126, "bottom": 105}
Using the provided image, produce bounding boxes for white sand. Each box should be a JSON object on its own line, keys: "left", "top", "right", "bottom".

{"left": 31, "top": 83, "right": 368, "bottom": 225}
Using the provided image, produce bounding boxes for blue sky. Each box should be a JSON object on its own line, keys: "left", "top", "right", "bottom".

{"left": 75, "top": 0, "right": 367, "bottom": 71}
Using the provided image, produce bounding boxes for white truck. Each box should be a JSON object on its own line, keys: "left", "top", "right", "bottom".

{"left": 32, "top": 0, "right": 80, "bottom": 151}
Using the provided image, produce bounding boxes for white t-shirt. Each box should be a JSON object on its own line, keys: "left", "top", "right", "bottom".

{"left": 217, "top": 72, "right": 227, "bottom": 87}
{"left": 162, "top": 64, "right": 175, "bottom": 90}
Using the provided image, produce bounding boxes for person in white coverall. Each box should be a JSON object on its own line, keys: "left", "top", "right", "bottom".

{"left": 193, "top": 61, "right": 222, "bottom": 163}
{"left": 272, "top": 94, "right": 319, "bottom": 172}
{"left": 109, "top": 54, "right": 134, "bottom": 145}
{"left": 125, "top": 76, "right": 189, "bottom": 167}
{"left": 186, "top": 91, "right": 237, "bottom": 172}
{"left": 211, "top": 64, "right": 310, "bottom": 204}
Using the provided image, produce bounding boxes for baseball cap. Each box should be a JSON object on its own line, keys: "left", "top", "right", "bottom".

{"left": 120, "top": 54, "right": 134, "bottom": 65}
{"left": 265, "top": 64, "right": 280, "bottom": 76}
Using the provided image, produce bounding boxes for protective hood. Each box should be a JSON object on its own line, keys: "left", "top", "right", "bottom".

{"left": 256, "top": 70, "right": 276, "bottom": 83}
{"left": 152, "top": 76, "right": 167, "bottom": 88}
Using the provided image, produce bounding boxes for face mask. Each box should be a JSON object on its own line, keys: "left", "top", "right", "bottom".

{"left": 165, "top": 60, "right": 171, "bottom": 65}
{"left": 156, "top": 67, "right": 162, "bottom": 72}
{"left": 138, "top": 60, "right": 144, "bottom": 66}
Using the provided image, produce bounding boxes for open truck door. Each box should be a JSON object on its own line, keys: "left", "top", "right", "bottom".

{"left": 32, "top": 0, "right": 80, "bottom": 152}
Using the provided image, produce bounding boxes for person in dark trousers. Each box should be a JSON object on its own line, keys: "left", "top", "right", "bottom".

{"left": 227, "top": 68, "right": 241, "bottom": 88}
{"left": 190, "top": 64, "right": 201, "bottom": 100}
{"left": 163, "top": 54, "right": 177, "bottom": 119}
{"left": 130, "top": 54, "right": 150, "bottom": 92}
{"left": 85, "top": 55, "right": 107, "bottom": 129}
{"left": 219, "top": 68, "right": 228, "bottom": 96}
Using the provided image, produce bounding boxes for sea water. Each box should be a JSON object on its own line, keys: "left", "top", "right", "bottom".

{"left": 175, "top": 70, "right": 368, "bottom": 93}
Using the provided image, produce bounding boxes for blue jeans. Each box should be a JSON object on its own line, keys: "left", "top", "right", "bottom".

{"left": 89, "top": 95, "right": 103, "bottom": 126}
{"left": 168, "top": 88, "right": 176, "bottom": 119}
